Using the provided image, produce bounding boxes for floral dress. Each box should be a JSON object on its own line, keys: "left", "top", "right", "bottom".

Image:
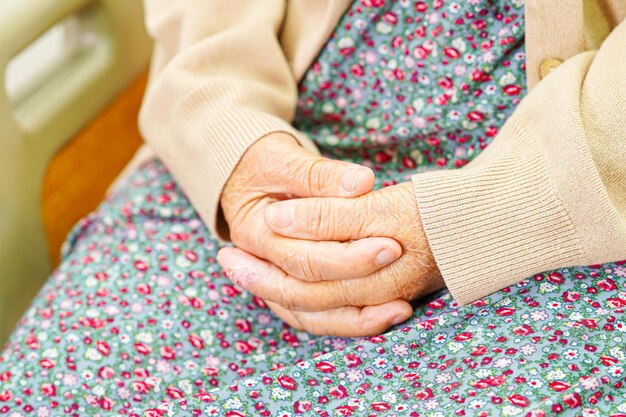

{"left": 2, "top": 1, "right": 626, "bottom": 416}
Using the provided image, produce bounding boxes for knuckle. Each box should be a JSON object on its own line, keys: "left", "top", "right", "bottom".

{"left": 334, "top": 279, "right": 354, "bottom": 306}
{"left": 278, "top": 283, "right": 298, "bottom": 311}
{"left": 306, "top": 159, "right": 326, "bottom": 195}
{"left": 294, "top": 252, "right": 321, "bottom": 282}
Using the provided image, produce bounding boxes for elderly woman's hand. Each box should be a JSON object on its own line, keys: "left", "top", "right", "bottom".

{"left": 220, "top": 133, "right": 405, "bottom": 295}
{"left": 217, "top": 181, "right": 445, "bottom": 337}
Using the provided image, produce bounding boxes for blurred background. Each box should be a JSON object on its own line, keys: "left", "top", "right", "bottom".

{"left": 0, "top": 0, "right": 152, "bottom": 343}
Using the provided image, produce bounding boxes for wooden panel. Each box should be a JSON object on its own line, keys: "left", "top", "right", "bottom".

{"left": 41, "top": 71, "right": 147, "bottom": 266}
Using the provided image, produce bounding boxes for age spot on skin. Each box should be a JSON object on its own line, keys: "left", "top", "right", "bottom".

{"left": 224, "top": 264, "right": 258, "bottom": 288}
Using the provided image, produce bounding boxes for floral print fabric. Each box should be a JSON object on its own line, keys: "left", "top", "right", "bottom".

{"left": 2, "top": 1, "right": 626, "bottom": 417}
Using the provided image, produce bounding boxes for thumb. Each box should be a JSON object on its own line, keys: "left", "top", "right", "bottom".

{"left": 277, "top": 145, "right": 375, "bottom": 198}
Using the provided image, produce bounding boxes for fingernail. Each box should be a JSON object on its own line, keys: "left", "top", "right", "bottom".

{"left": 341, "top": 168, "right": 365, "bottom": 193}
{"left": 375, "top": 248, "right": 397, "bottom": 266}
{"left": 267, "top": 203, "right": 294, "bottom": 229}
{"left": 391, "top": 314, "right": 407, "bottom": 326}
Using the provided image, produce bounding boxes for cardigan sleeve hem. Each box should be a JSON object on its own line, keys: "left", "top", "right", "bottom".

{"left": 411, "top": 121, "right": 587, "bottom": 305}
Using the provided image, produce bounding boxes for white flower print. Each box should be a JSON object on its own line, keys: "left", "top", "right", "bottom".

{"left": 530, "top": 310, "right": 548, "bottom": 321}
{"left": 433, "top": 333, "right": 448, "bottom": 344}
{"left": 346, "top": 368, "right": 364, "bottom": 382}
{"left": 136, "top": 332, "right": 153, "bottom": 343}
{"left": 391, "top": 343, "right": 408, "bottom": 357}
{"left": 435, "top": 373, "right": 452, "bottom": 384}
{"left": 63, "top": 373, "right": 78, "bottom": 386}
{"left": 84, "top": 348, "right": 102, "bottom": 361}
{"left": 424, "top": 399, "right": 440, "bottom": 410}
{"left": 447, "top": 342, "right": 463, "bottom": 353}
{"left": 36, "top": 407, "right": 49, "bottom": 417}
{"left": 546, "top": 369, "right": 566, "bottom": 381}
{"left": 493, "top": 357, "right": 512, "bottom": 368}
{"left": 376, "top": 22, "right": 393, "bottom": 34}
{"left": 373, "top": 357, "right": 388, "bottom": 368}
{"left": 502, "top": 405, "right": 523, "bottom": 416}
{"left": 609, "top": 366, "right": 624, "bottom": 377}
{"left": 563, "top": 349, "right": 579, "bottom": 360}
{"left": 527, "top": 379, "right": 544, "bottom": 389}
{"left": 539, "top": 282, "right": 558, "bottom": 293}
{"left": 610, "top": 346, "right": 626, "bottom": 360}
{"left": 520, "top": 344, "right": 536, "bottom": 356}
{"left": 469, "top": 400, "right": 485, "bottom": 409}
{"left": 580, "top": 376, "right": 600, "bottom": 390}
{"left": 498, "top": 72, "right": 516, "bottom": 86}
{"left": 382, "top": 392, "right": 397, "bottom": 403}
{"left": 271, "top": 387, "right": 291, "bottom": 400}
{"left": 225, "top": 397, "right": 243, "bottom": 409}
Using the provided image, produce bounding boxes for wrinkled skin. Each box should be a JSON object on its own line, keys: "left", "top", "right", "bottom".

{"left": 218, "top": 133, "right": 444, "bottom": 337}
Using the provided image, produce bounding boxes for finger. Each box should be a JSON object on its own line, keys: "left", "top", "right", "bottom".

{"left": 265, "top": 301, "right": 303, "bottom": 331}
{"left": 266, "top": 300, "right": 413, "bottom": 338}
{"left": 276, "top": 146, "right": 376, "bottom": 198}
{"left": 259, "top": 236, "right": 402, "bottom": 281}
{"left": 264, "top": 196, "right": 371, "bottom": 241}
{"left": 217, "top": 247, "right": 399, "bottom": 311}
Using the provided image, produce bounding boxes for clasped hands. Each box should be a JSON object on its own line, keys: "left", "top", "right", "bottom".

{"left": 217, "top": 134, "right": 444, "bottom": 337}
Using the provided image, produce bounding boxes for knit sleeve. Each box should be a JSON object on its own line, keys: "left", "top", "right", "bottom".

{"left": 412, "top": 19, "right": 626, "bottom": 305}
{"left": 138, "top": 0, "right": 318, "bottom": 240}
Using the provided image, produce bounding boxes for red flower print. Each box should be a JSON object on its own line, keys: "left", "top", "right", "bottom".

{"left": 0, "top": 391, "right": 12, "bottom": 402}
{"left": 443, "top": 47, "right": 461, "bottom": 59}
{"left": 351, "top": 64, "right": 364, "bottom": 77}
{"left": 277, "top": 375, "right": 298, "bottom": 391}
{"left": 96, "top": 341, "right": 111, "bottom": 356}
{"left": 508, "top": 394, "right": 530, "bottom": 407}
{"left": 467, "top": 111, "right": 485, "bottom": 122}
{"left": 144, "top": 410, "right": 165, "bottom": 417}
{"left": 502, "top": 85, "right": 521, "bottom": 96}
{"left": 562, "top": 292, "right": 581, "bottom": 302}
{"left": 563, "top": 393, "right": 582, "bottom": 408}
{"left": 454, "top": 332, "right": 474, "bottom": 342}
{"left": 415, "top": 387, "right": 434, "bottom": 400}
{"left": 166, "top": 386, "right": 184, "bottom": 399}
{"left": 188, "top": 334, "right": 205, "bottom": 349}
{"left": 607, "top": 297, "right": 626, "bottom": 308}
{"left": 549, "top": 381, "right": 571, "bottom": 392}
{"left": 161, "top": 346, "right": 176, "bottom": 360}
{"left": 294, "top": 401, "right": 312, "bottom": 414}
{"left": 235, "top": 319, "right": 252, "bottom": 333}
{"left": 39, "top": 359, "right": 55, "bottom": 369}
{"left": 329, "top": 385, "right": 348, "bottom": 399}
{"left": 99, "top": 397, "right": 113, "bottom": 411}
{"left": 361, "top": 0, "right": 385, "bottom": 7}
{"left": 41, "top": 383, "right": 56, "bottom": 396}
{"left": 343, "top": 353, "right": 362, "bottom": 368}
{"left": 335, "top": 405, "right": 357, "bottom": 416}
{"left": 601, "top": 355, "right": 618, "bottom": 366}
{"left": 134, "top": 342, "right": 152, "bottom": 355}
{"left": 235, "top": 341, "right": 253, "bottom": 354}
{"left": 134, "top": 260, "right": 149, "bottom": 271}
{"left": 315, "top": 361, "right": 336, "bottom": 373}
{"left": 98, "top": 366, "right": 115, "bottom": 379}
{"left": 414, "top": 1, "right": 428, "bottom": 12}
{"left": 371, "top": 402, "right": 391, "bottom": 411}
{"left": 598, "top": 279, "right": 617, "bottom": 291}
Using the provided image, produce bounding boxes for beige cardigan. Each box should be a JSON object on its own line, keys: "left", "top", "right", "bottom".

{"left": 132, "top": 0, "right": 626, "bottom": 305}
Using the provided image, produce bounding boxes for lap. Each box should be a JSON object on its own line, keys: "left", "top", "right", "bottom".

{"left": 1, "top": 159, "right": 625, "bottom": 416}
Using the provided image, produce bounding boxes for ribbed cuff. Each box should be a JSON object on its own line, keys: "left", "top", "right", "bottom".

{"left": 411, "top": 123, "right": 586, "bottom": 305}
